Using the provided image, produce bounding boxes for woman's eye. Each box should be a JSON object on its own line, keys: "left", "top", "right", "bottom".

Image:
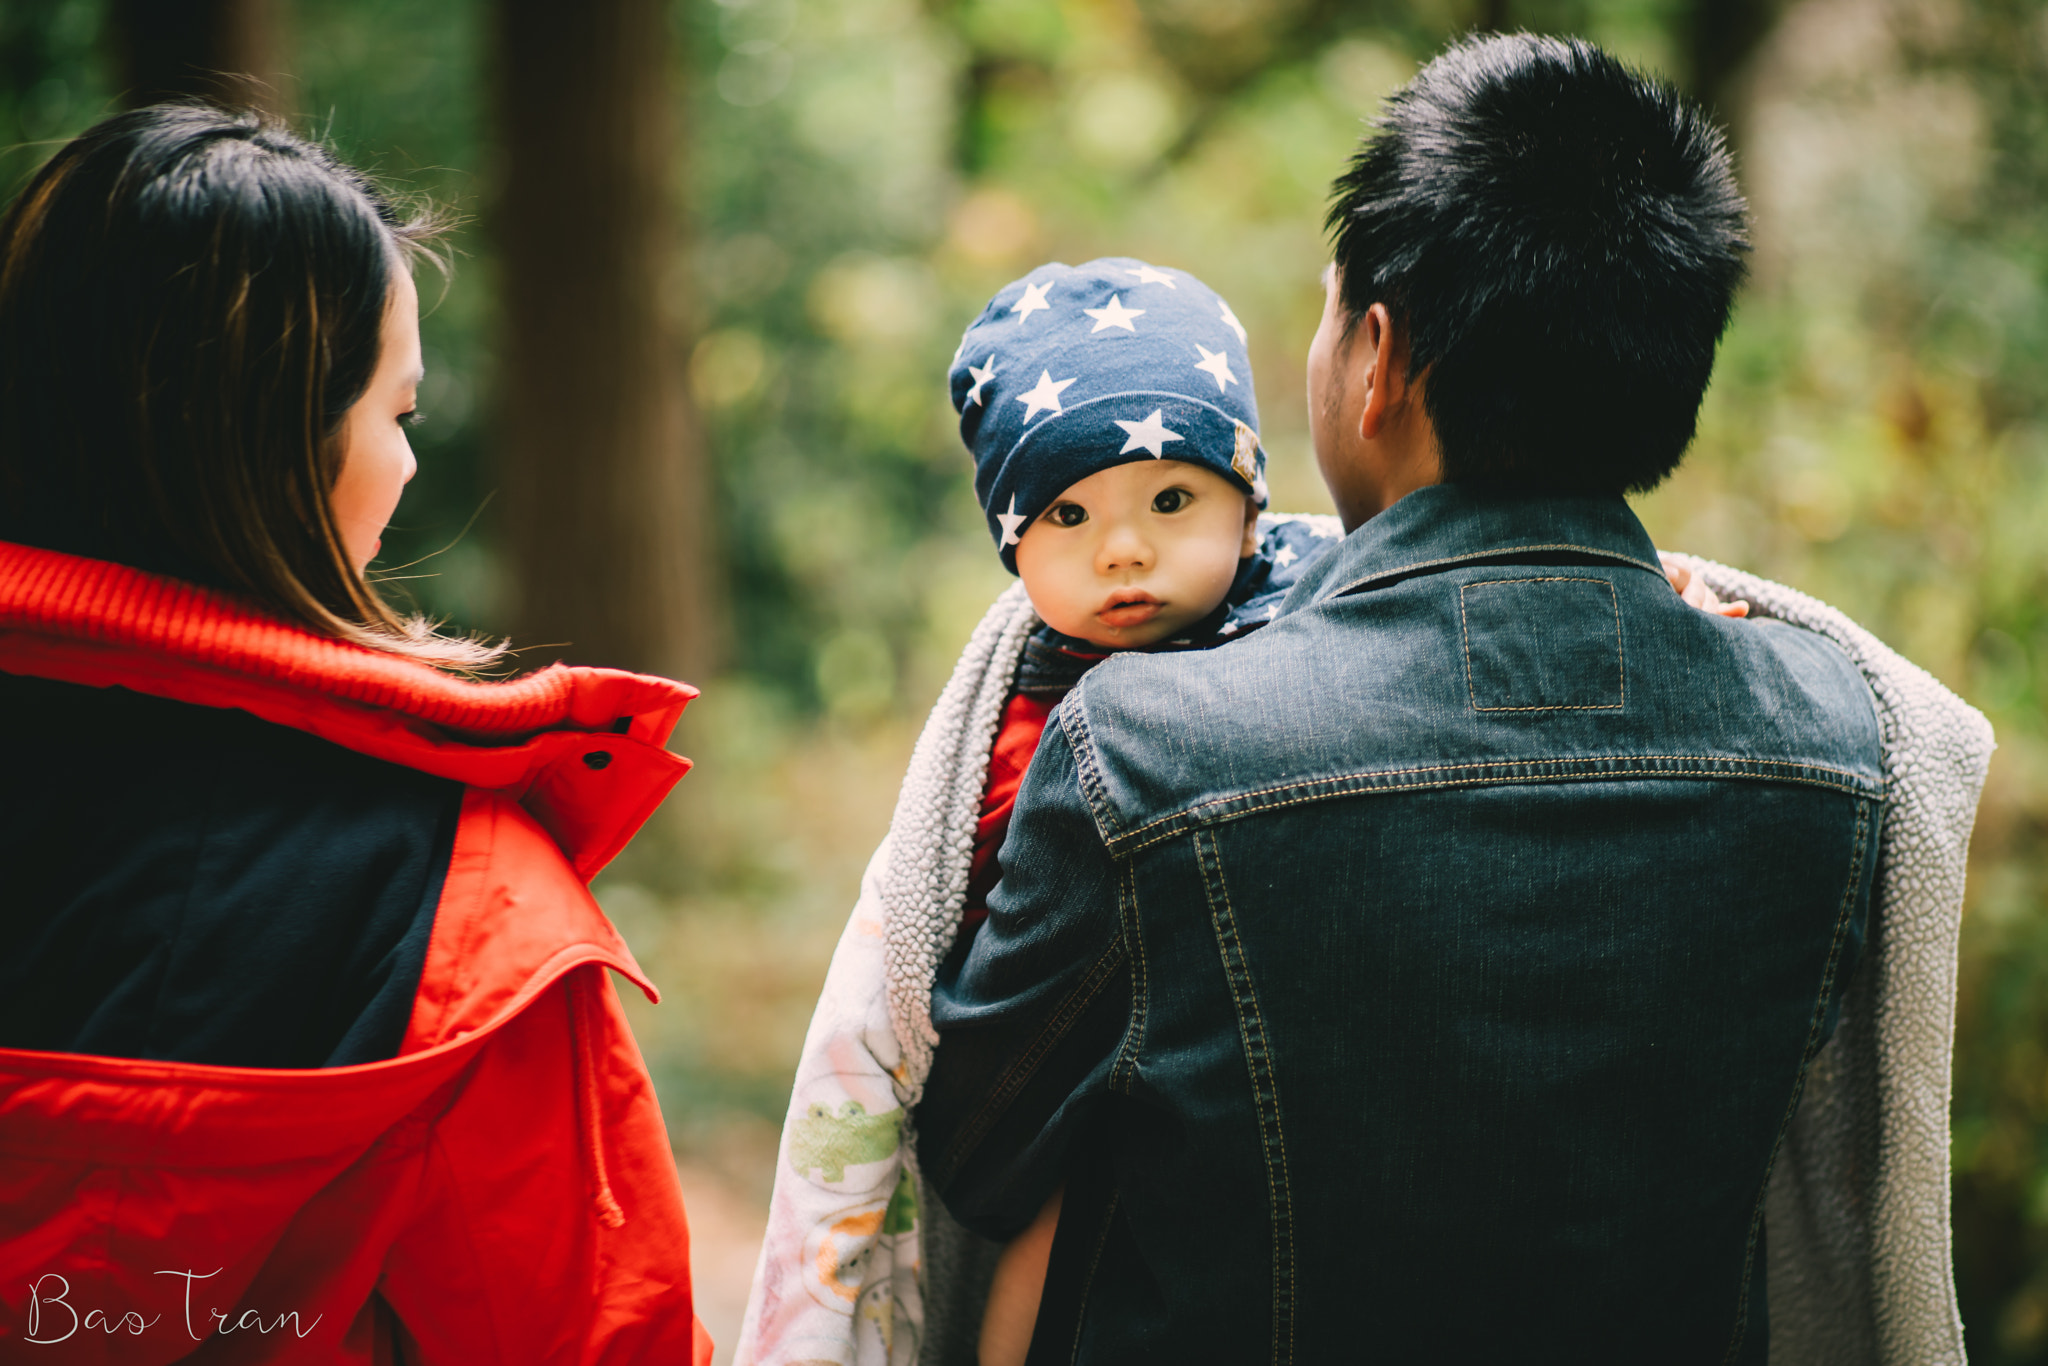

{"left": 399, "top": 410, "right": 426, "bottom": 429}
{"left": 1048, "top": 503, "right": 1087, "bottom": 528}
{"left": 1153, "top": 488, "right": 1190, "bottom": 514}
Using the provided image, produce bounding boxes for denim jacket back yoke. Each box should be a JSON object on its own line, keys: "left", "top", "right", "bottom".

{"left": 919, "top": 486, "right": 1885, "bottom": 1366}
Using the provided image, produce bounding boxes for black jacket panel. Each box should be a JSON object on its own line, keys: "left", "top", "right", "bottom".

{"left": 0, "top": 673, "right": 460, "bottom": 1067}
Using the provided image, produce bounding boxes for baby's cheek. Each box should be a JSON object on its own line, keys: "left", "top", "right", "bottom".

{"left": 1195, "top": 543, "right": 1245, "bottom": 608}
{"left": 1019, "top": 569, "right": 1091, "bottom": 638}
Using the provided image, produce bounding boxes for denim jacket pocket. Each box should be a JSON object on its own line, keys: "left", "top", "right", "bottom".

{"left": 1461, "top": 575, "right": 1625, "bottom": 712}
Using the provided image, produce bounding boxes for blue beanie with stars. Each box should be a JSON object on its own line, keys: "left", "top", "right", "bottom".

{"left": 950, "top": 257, "right": 1267, "bottom": 573}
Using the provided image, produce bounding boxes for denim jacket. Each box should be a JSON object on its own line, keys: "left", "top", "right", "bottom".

{"left": 918, "top": 485, "right": 1884, "bottom": 1365}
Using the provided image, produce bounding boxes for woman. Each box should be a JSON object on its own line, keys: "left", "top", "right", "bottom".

{"left": 0, "top": 106, "right": 710, "bottom": 1363}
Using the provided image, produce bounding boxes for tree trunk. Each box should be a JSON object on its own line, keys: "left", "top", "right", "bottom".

{"left": 489, "top": 0, "right": 718, "bottom": 683}
{"left": 107, "top": 0, "right": 282, "bottom": 113}
{"left": 1684, "top": 0, "right": 1787, "bottom": 134}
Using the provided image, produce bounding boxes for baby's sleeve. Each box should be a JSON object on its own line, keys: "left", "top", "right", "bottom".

{"left": 916, "top": 719, "right": 1129, "bottom": 1240}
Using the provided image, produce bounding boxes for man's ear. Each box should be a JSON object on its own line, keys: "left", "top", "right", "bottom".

{"left": 1240, "top": 495, "right": 1260, "bottom": 557}
{"left": 1356, "top": 302, "right": 1399, "bottom": 442}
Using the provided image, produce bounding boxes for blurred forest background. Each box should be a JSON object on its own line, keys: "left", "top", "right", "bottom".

{"left": 5, "top": 0, "right": 2047, "bottom": 1354}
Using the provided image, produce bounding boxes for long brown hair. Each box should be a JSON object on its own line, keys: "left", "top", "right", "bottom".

{"left": 0, "top": 104, "right": 503, "bottom": 671}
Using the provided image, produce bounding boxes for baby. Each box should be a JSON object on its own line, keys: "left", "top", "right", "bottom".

{"left": 950, "top": 256, "right": 1332, "bottom": 927}
{"left": 947, "top": 257, "right": 1332, "bottom": 1364}
{"left": 732, "top": 259, "right": 1322, "bottom": 1366}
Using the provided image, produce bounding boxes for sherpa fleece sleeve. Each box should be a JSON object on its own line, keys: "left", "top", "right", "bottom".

{"left": 917, "top": 718, "right": 1129, "bottom": 1240}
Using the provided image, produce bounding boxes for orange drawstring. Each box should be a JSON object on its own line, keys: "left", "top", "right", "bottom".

{"left": 570, "top": 968, "right": 627, "bottom": 1229}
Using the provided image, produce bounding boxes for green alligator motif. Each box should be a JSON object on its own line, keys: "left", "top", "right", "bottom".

{"left": 880, "top": 1166, "right": 918, "bottom": 1235}
{"left": 788, "top": 1100, "right": 903, "bottom": 1183}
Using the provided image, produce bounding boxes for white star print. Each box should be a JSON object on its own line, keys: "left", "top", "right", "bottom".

{"left": 1265, "top": 604, "right": 1281, "bottom": 620}
{"left": 1083, "top": 294, "right": 1144, "bottom": 333}
{"left": 1113, "top": 409, "right": 1183, "bottom": 457}
{"left": 1015, "top": 369, "right": 1076, "bottom": 423}
{"left": 995, "top": 495, "right": 1029, "bottom": 547}
{"left": 1218, "top": 300, "right": 1248, "bottom": 345}
{"left": 1012, "top": 280, "right": 1053, "bottom": 322}
{"left": 1125, "top": 265, "right": 1177, "bottom": 288}
{"left": 1310, "top": 521, "right": 1340, "bottom": 539}
{"left": 1274, "top": 545, "right": 1298, "bottom": 568}
{"left": 965, "top": 356, "right": 998, "bottom": 406}
{"left": 1194, "top": 344, "right": 1236, "bottom": 393}
{"left": 1219, "top": 620, "right": 1241, "bottom": 635}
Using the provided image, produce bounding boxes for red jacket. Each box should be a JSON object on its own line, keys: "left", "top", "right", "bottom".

{"left": 0, "top": 542, "right": 714, "bottom": 1365}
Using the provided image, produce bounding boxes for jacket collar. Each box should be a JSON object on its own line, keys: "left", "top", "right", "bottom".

{"left": 0, "top": 540, "right": 696, "bottom": 879}
{"left": 1282, "top": 484, "right": 1664, "bottom": 609}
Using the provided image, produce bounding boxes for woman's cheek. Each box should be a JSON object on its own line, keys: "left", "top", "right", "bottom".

{"left": 331, "top": 432, "right": 409, "bottom": 571}
{"left": 364, "top": 443, "right": 413, "bottom": 560}
{"left": 375, "top": 438, "right": 413, "bottom": 523}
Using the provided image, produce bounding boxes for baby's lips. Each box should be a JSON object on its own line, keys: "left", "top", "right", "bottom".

{"left": 1097, "top": 596, "right": 1163, "bottom": 629}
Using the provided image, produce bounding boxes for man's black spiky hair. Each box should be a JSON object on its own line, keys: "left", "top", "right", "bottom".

{"left": 1328, "top": 34, "right": 1749, "bottom": 494}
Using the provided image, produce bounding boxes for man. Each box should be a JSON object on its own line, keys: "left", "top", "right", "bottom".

{"left": 916, "top": 33, "right": 1885, "bottom": 1364}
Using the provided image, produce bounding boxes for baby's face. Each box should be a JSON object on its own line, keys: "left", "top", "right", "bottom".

{"left": 1014, "top": 459, "right": 1258, "bottom": 650}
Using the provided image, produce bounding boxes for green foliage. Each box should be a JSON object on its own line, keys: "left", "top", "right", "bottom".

{"left": 0, "top": 0, "right": 111, "bottom": 193}
{"left": 289, "top": 0, "right": 500, "bottom": 631}
{"left": 689, "top": 0, "right": 992, "bottom": 709}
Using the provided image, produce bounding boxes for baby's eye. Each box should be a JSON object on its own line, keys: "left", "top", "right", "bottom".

{"left": 1046, "top": 502, "right": 1088, "bottom": 528}
{"left": 1152, "top": 487, "right": 1191, "bottom": 514}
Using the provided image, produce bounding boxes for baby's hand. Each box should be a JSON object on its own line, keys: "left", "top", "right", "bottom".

{"left": 1660, "top": 552, "right": 1749, "bottom": 618}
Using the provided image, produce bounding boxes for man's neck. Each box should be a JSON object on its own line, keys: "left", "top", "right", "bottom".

{"left": 1342, "top": 419, "right": 1443, "bottom": 528}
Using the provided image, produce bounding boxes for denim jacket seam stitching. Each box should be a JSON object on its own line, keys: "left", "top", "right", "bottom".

{"left": 1065, "top": 1190, "right": 1120, "bottom": 1365}
{"left": 935, "top": 936, "right": 1128, "bottom": 1189}
{"left": 1060, "top": 691, "right": 1126, "bottom": 845}
{"left": 1613, "top": 576, "right": 1627, "bottom": 708}
{"left": 1121, "top": 754, "right": 1880, "bottom": 835}
{"left": 1325, "top": 542, "right": 1663, "bottom": 599}
{"left": 1111, "top": 858, "right": 1147, "bottom": 1095}
{"left": 1719, "top": 795, "right": 1873, "bottom": 1365}
{"left": 1197, "top": 828, "right": 1295, "bottom": 1366}
{"left": 1459, "top": 578, "right": 1478, "bottom": 710}
{"left": 1110, "top": 762, "right": 1884, "bottom": 855}
{"left": 1470, "top": 702, "right": 1626, "bottom": 713}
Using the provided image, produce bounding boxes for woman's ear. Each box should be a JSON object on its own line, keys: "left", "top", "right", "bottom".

{"left": 1240, "top": 496, "right": 1261, "bottom": 557}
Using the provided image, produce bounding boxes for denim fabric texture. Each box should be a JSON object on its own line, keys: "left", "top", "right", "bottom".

{"left": 918, "top": 485, "right": 1885, "bottom": 1365}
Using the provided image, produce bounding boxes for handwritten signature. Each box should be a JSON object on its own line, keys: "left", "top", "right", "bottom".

{"left": 24, "top": 1270, "right": 322, "bottom": 1344}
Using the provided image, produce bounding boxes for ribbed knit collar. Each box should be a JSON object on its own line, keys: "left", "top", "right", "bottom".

{"left": 0, "top": 540, "right": 697, "bottom": 876}
{"left": 0, "top": 538, "right": 695, "bottom": 741}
